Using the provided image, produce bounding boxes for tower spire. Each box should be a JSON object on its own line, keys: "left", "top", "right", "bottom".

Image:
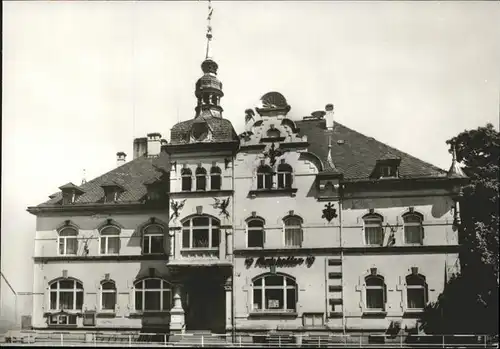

{"left": 205, "top": 0, "right": 213, "bottom": 59}
{"left": 447, "top": 142, "right": 466, "bottom": 178}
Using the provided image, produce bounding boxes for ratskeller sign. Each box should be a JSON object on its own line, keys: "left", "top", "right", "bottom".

{"left": 244, "top": 256, "right": 315, "bottom": 268}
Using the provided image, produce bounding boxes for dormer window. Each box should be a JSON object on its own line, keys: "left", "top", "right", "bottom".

{"left": 59, "top": 183, "right": 84, "bottom": 205}
{"left": 101, "top": 183, "right": 124, "bottom": 203}
{"left": 380, "top": 165, "right": 397, "bottom": 178}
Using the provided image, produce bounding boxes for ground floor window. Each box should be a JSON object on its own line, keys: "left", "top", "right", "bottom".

{"left": 48, "top": 314, "right": 77, "bottom": 326}
{"left": 406, "top": 274, "right": 428, "bottom": 310}
{"left": 252, "top": 273, "right": 297, "bottom": 312}
{"left": 49, "top": 279, "right": 83, "bottom": 311}
{"left": 134, "top": 278, "right": 171, "bottom": 312}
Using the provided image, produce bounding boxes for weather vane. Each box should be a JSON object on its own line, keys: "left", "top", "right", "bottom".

{"left": 205, "top": 0, "right": 213, "bottom": 59}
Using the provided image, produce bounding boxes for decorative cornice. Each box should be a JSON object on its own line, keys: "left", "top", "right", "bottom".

{"left": 34, "top": 254, "right": 170, "bottom": 263}
{"left": 27, "top": 203, "right": 167, "bottom": 216}
{"left": 165, "top": 141, "right": 239, "bottom": 154}
{"left": 168, "top": 190, "right": 234, "bottom": 198}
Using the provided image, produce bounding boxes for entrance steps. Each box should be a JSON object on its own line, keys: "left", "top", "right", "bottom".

{"left": 171, "top": 331, "right": 228, "bottom": 346}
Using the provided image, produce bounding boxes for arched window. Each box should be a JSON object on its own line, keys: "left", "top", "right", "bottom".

{"left": 277, "top": 163, "right": 293, "bottom": 189}
{"left": 182, "top": 216, "right": 220, "bottom": 249}
{"left": 195, "top": 167, "right": 207, "bottom": 191}
{"left": 363, "top": 214, "right": 384, "bottom": 246}
{"left": 99, "top": 226, "right": 120, "bottom": 255}
{"left": 247, "top": 218, "right": 265, "bottom": 248}
{"left": 266, "top": 128, "right": 281, "bottom": 138}
{"left": 403, "top": 213, "right": 423, "bottom": 244}
{"left": 134, "top": 278, "right": 171, "bottom": 312}
{"left": 210, "top": 166, "right": 222, "bottom": 190}
{"left": 257, "top": 165, "right": 273, "bottom": 190}
{"left": 100, "top": 280, "right": 117, "bottom": 311}
{"left": 49, "top": 279, "right": 84, "bottom": 311}
{"left": 406, "top": 274, "right": 428, "bottom": 310}
{"left": 143, "top": 224, "right": 164, "bottom": 255}
{"left": 284, "top": 216, "right": 302, "bottom": 247}
{"left": 365, "top": 275, "right": 387, "bottom": 311}
{"left": 252, "top": 273, "right": 297, "bottom": 312}
{"left": 181, "top": 168, "right": 192, "bottom": 192}
{"left": 58, "top": 227, "right": 78, "bottom": 256}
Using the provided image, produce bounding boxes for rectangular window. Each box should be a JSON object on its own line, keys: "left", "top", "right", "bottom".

{"left": 303, "top": 313, "right": 324, "bottom": 327}
{"left": 211, "top": 229, "right": 220, "bottom": 248}
{"left": 277, "top": 173, "right": 292, "bottom": 189}
{"left": 193, "top": 228, "right": 209, "bottom": 248}
{"left": 407, "top": 288, "right": 426, "bottom": 309}
{"left": 182, "top": 229, "right": 190, "bottom": 248}
{"left": 162, "top": 291, "right": 171, "bottom": 311}
{"left": 59, "top": 291, "right": 74, "bottom": 310}
{"left": 365, "top": 226, "right": 384, "bottom": 246}
{"left": 405, "top": 226, "right": 423, "bottom": 244}
{"left": 210, "top": 175, "right": 221, "bottom": 190}
{"left": 286, "top": 288, "right": 296, "bottom": 310}
{"left": 135, "top": 292, "right": 142, "bottom": 311}
{"left": 253, "top": 289, "right": 262, "bottom": 310}
{"left": 50, "top": 292, "right": 57, "bottom": 310}
{"left": 265, "top": 289, "right": 283, "bottom": 310}
{"left": 285, "top": 227, "right": 302, "bottom": 247}
{"left": 145, "top": 291, "right": 161, "bottom": 311}
{"left": 248, "top": 229, "right": 264, "bottom": 248}
{"left": 102, "top": 293, "right": 116, "bottom": 310}
{"left": 182, "top": 177, "right": 192, "bottom": 191}
{"left": 366, "top": 289, "right": 384, "bottom": 309}
{"left": 150, "top": 236, "right": 164, "bottom": 254}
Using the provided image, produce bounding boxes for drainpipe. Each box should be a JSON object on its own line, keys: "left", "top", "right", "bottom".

{"left": 231, "top": 154, "right": 236, "bottom": 343}
{"left": 339, "top": 185, "right": 346, "bottom": 336}
{"left": 0, "top": 272, "right": 18, "bottom": 327}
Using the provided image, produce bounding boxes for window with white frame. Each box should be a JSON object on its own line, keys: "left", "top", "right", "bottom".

{"left": 49, "top": 279, "right": 84, "bottom": 311}
{"left": 277, "top": 163, "right": 293, "bottom": 189}
{"left": 380, "top": 165, "right": 397, "bottom": 178}
{"left": 247, "top": 218, "right": 265, "bottom": 248}
{"left": 406, "top": 274, "right": 428, "bottom": 310}
{"left": 210, "top": 166, "right": 222, "bottom": 190}
{"left": 181, "top": 168, "right": 192, "bottom": 191}
{"left": 195, "top": 167, "right": 207, "bottom": 191}
{"left": 48, "top": 314, "right": 77, "bottom": 326}
{"left": 284, "top": 216, "right": 302, "bottom": 247}
{"left": 365, "top": 275, "right": 386, "bottom": 311}
{"left": 134, "top": 279, "right": 171, "bottom": 312}
{"left": 142, "top": 224, "right": 165, "bottom": 254}
{"left": 100, "top": 281, "right": 117, "bottom": 311}
{"left": 403, "top": 213, "right": 424, "bottom": 244}
{"left": 303, "top": 313, "right": 324, "bottom": 327}
{"left": 100, "top": 226, "right": 120, "bottom": 255}
{"left": 58, "top": 227, "right": 78, "bottom": 255}
{"left": 182, "top": 216, "right": 220, "bottom": 249}
{"left": 252, "top": 273, "right": 297, "bottom": 312}
{"left": 363, "top": 214, "right": 384, "bottom": 246}
{"left": 257, "top": 165, "right": 273, "bottom": 190}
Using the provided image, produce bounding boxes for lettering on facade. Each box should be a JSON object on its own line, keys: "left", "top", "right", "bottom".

{"left": 244, "top": 255, "right": 315, "bottom": 269}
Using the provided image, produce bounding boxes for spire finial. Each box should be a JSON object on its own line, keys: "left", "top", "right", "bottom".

{"left": 81, "top": 169, "right": 87, "bottom": 185}
{"left": 205, "top": 0, "right": 213, "bottom": 59}
{"left": 447, "top": 141, "right": 466, "bottom": 178}
{"left": 327, "top": 136, "right": 336, "bottom": 170}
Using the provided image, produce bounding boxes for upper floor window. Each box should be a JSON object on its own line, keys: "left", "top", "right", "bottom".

{"left": 266, "top": 128, "right": 281, "bottom": 138}
{"left": 195, "top": 167, "right": 207, "bottom": 191}
{"left": 134, "top": 278, "right": 171, "bottom": 312}
{"left": 100, "top": 280, "right": 117, "bottom": 311}
{"left": 58, "top": 227, "right": 78, "bottom": 255}
{"left": 210, "top": 166, "right": 222, "bottom": 190}
{"left": 363, "top": 214, "right": 384, "bottom": 246}
{"left": 406, "top": 274, "right": 428, "bottom": 310}
{"left": 284, "top": 216, "right": 302, "bottom": 247}
{"left": 277, "top": 163, "right": 293, "bottom": 189}
{"left": 252, "top": 273, "right": 297, "bottom": 312}
{"left": 403, "top": 213, "right": 424, "bottom": 244}
{"left": 247, "top": 218, "right": 265, "bottom": 248}
{"left": 99, "top": 226, "right": 120, "bottom": 255}
{"left": 181, "top": 168, "right": 192, "bottom": 191}
{"left": 182, "top": 216, "right": 220, "bottom": 249}
{"left": 257, "top": 165, "right": 273, "bottom": 190}
{"left": 365, "top": 275, "right": 387, "bottom": 311}
{"left": 143, "top": 224, "right": 164, "bottom": 255}
{"left": 49, "top": 279, "right": 83, "bottom": 311}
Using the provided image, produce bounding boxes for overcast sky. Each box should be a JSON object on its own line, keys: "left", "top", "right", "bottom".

{"left": 2, "top": 1, "right": 499, "bottom": 294}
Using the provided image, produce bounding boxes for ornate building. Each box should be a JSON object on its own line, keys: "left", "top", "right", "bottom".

{"left": 27, "top": 3, "right": 467, "bottom": 344}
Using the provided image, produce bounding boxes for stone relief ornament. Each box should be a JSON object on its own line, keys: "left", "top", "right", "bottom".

{"left": 170, "top": 199, "right": 187, "bottom": 222}
{"left": 263, "top": 142, "right": 288, "bottom": 167}
{"left": 211, "top": 197, "right": 230, "bottom": 219}
{"left": 322, "top": 202, "right": 338, "bottom": 223}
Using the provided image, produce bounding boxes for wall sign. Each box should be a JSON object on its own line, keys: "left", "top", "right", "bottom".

{"left": 245, "top": 256, "right": 315, "bottom": 268}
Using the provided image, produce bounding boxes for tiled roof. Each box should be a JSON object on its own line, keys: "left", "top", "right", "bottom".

{"left": 296, "top": 118, "right": 446, "bottom": 180}
{"left": 38, "top": 152, "right": 170, "bottom": 206}
{"left": 170, "top": 116, "right": 238, "bottom": 144}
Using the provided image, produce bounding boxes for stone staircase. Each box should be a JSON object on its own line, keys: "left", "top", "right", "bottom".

{"left": 171, "top": 331, "right": 228, "bottom": 346}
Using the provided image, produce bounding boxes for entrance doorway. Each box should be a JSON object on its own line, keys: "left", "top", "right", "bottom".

{"left": 183, "top": 270, "right": 226, "bottom": 333}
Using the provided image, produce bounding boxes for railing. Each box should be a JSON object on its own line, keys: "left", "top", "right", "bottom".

{"left": 1, "top": 331, "right": 498, "bottom": 347}
{"left": 180, "top": 248, "right": 219, "bottom": 259}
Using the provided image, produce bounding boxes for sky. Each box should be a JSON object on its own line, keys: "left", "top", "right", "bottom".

{"left": 2, "top": 1, "right": 499, "bottom": 298}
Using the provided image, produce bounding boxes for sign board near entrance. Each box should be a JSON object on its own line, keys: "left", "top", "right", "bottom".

{"left": 244, "top": 256, "right": 315, "bottom": 268}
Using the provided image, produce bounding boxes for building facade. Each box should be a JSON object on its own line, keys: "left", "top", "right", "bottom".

{"left": 27, "top": 36, "right": 468, "bottom": 342}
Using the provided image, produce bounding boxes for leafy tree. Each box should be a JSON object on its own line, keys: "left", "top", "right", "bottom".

{"left": 421, "top": 123, "right": 499, "bottom": 336}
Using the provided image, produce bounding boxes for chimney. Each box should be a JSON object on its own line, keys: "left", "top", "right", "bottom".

{"left": 116, "top": 152, "right": 126, "bottom": 167}
{"left": 133, "top": 137, "right": 148, "bottom": 159}
{"left": 147, "top": 132, "right": 162, "bottom": 158}
{"left": 325, "top": 104, "right": 334, "bottom": 130}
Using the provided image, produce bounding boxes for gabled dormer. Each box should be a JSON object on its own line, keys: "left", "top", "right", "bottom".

{"left": 59, "top": 183, "right": 85, "bottom": 205}
{"left": 370, "top": 154, "right": 401, "bottom": 179}
{"left": 100, "top": 181, "right": 125, "bottom": 203}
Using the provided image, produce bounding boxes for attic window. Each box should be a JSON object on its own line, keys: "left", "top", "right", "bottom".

{"left": 59, "top": 183, "right": 84, "bottom": 205}
{"left": 380, "top": 165, "right": 398, "bottom": 178}
{"left": 101, "top": 184, "right": 124, "bottom": 203}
